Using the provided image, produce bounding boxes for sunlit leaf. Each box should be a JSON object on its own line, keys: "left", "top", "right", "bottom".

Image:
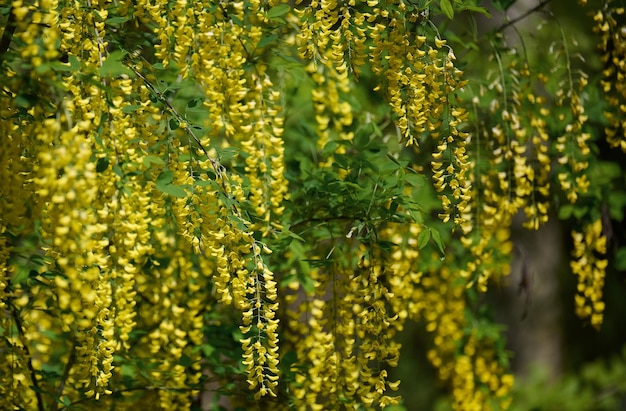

{"left": 267, "top": 4, "right": 290, "bottom": 18}
{"left": 440, "top": 0, "right": 454, "bottom": 19}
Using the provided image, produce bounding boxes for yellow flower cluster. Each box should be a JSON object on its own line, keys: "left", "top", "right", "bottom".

{"left": 431, "top": 103, "right": 473, "bottom": 232}
{"left": 295, "top": 1, "right": 361, "bottom": 169}
{"left": 419, "top": 264, "right": 513, "bottom": 410}
{"left": 593, "top": 4, "right": 626, "bottom": 152}
{"left": 238, "top": 69, "right": 288, "bottom": 235}
{"left": 571, "top": 219, "right": 608, "bottom": 329}
{"left": 370, "top": 14, "right": 466, "bottom": 148}
{"left": 390, "top": 227, "right": 489, "bottom": 410}
{"left": 523, "top": 93, "right": 552, "bottom": 231}
{"left": 376, "top": 20, "right": 475, "bottom": 236}
{"left": 280, "top": 218, "right": 513, "bottom": 410}
{"left": 284, "top": 289, "right": 343, "bottom": 409}
{"left": 0, "top": 2, "right": 64, "bottom": 405}
{"left": 488, "top": 60, "right": 551, "bottom": 231}
{"left": 482, "top": 57, "right": 552, "bottom": 227}
{"left": 240, "top": 243, "right": 280, "bottom": 398}
{"left": 387, "top": 224, "right": 514, "bottom": 411}
{"left": 422, "top": 266, "right": 466, "bottom": 380}
{"left": 295, "top": 0, "right": 368, "bottom": 76}
{"left": 283, "top": 241, "right": 402, "bottom": 409}
{"left": 308, "top": 61, "right": 354, "bottom": 165}
{"left": 0, "top": 229, "right": 16, "bottom": 408}
{"left": 32, "top": 0, "right": 126, "bottom": 400}
{"left": 9, "top": 0, "right": 622, "bottom": 409}
{"left": 0, "top": 234, "right": 7, "bottom": 312}
{"left": 291, "top": 5, "right": 516, "bottom": 409}
{"left": 0, "top": 87, "right": 33, "bottom": 369}
{"left": 461, "top": 46, "right": 572, "bottom": 292}
{"left": 13, "top": 0, "right": 59, "bottom": 67}
{"left": 141, "top": 252, "right": 205, "bottom": 409}
{"left": 296, "top": 1, "right": 473, "bottom": 246}
{"left": 554, "top": 89, "right": 591, "bottom": 204}
{"left": 385, "top": 223, "right": 424, "bottom": 322}
{"left": 1, "top": 0, "right": 239, "bottom": 406}
{"left": 279, "top": 224, "right": 427, "bottom": 409}
{"left": 450, "top": 337, "right": 514, "bottom": 411}
{"left": 136, "top": 0, "right": 287, "bottom": 399}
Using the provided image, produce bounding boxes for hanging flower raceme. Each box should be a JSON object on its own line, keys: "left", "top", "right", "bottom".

{"left": 294, "top": 0, "right": 368, "bottom": 76}
{"left": 3, "top": 0, "right": 624, "bottom": 409}
{"left": 592, "top": 3, "right": 626, "bottom": 152}
{"left": 571, "top": 218, "right": 608, "bottom": 329}
{"left": 283, "top": 241, "right": 402, "bottom": 409}
{"left": 240, "top": 242, "right": 280, "bottom": 398}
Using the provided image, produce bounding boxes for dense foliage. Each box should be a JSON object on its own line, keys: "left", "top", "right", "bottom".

{"left": 1, "top": 0, "right": 625, "bottom": 409}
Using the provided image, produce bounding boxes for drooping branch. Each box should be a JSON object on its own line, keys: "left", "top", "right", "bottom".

{"left": 55, "top": 338, "right": 76, "bottom": 411}
{"left": 130, "top": 67, "right": 225, "bottom": 180}
{"left": 494, "top": 0, "right": 554, "bottom": 33}
{"left": 0, "top": 7, "right": 17, "bottom": 66}
{"left": 11, "top": 306, "right": 45, "bottom": 411}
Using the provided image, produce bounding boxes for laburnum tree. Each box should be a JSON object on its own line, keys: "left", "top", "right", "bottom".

{"left": 1, "top": 0, "right": 626, "bottom": 410}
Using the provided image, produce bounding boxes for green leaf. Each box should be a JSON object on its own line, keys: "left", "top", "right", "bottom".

{"left": 15, "top": 94, "right": 38, "bottom": 108}
{"left": 440, "top": 0, "right": 454, "bottom": 19}
{"left": 121, "top": 104, "right": 142, "bottom": 114}
{"left": 96, "top": 157, "right": 109, "bottom": 173}
{"left": 573, "top": 206, "right": 588, "bottom": 219}
{"left": 202, "top": 343, "right": 215, "bottom": 358}
{"left": 461, "top": 5, "right": 491, "bottom": 17}
{"left": 389, "top": 199, "right": 399, "bottom": 216}
{"left": 298, "top": 272, "right": 315, "bottom": 294}
{"left": 187, "top": 97, "right": 202, "bottom": 108}
{"left": 143, "top": 155, "right": 165, "bottom": 168}
{"left": 156, "top": 182, "right": 187, "bottom": 198}
{"left": 106, "top": 16, "right": 130, "bottom": 25}
{"left": 113, "top": 163, "right": 123, "bottom": 177}
{"left": 404, "top": 173, "right": 425, "bottom": 188}
{"left": 178, "top": 354, "right": 193, "bottom": 367}
{"left": 48, "top": 60, "right": 75, "bottom": 73}
{"left": 430, "top": 228, "right": 445, "bottom": 254}
{"left": 377, "top": 240, "right": 397, "bottom": 252}
{"left": 68, "top": 55, "right": 80, "bottom": 71}
{"left": 492, "top": 0, "right": 517, "bottom": 11}
{"left": 257, "top": 33, "right": 278, "bottom": 48}
{"left": 169, "top": 118, "right": 179, "bottom": 130}
{"left": 156, "top": 169, "right": 174, "bottom": 185}
{"left": 608, "top": 192, "right": 626, "bottom": 220}
{"left": 333, "top": 153, "right": 349, "bottom": 169}
{"left": 267, "top": 4, "right": 290, "bottom": 18}
{"left": 417, "top": 229, "right": 431, "bottom": 249}
{"left": 217, "top": 147, "right": 239, "bottom": 161}
{"left": 99, "top": 50, "right": 134, "bottom": 77}
{"left": 286, "top": 229, "right": 305, "bottom": 242}
{"left": 558, "top": 204, "right": 574, "bottom": 220}
{"left": 388, "top": 154, "right": 403, "bottom": 167}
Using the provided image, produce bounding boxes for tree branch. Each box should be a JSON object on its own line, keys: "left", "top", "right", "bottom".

{"left": 12, "top": 307, "right": 46, "bottom": 411}
{"left": 55, "top": 338, "right": 76, "bottom": 410}
{"left": 0, "top": 6, "right": 18, "bottom": 66}
{"left": 495, "top": 0, "right": 554, "bottom": 33}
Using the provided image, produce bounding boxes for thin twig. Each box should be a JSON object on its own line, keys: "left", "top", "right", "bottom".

{"left": 55, "top": 338, "right": 76, "bottom": 410}
{"left": 12, "top": 307, "right": 46, "bottom": 411}
{"left": 131, "top": 68, "right": 225, "bottom": 180}
{"left": 66, "top": 385, "right": 200, "bottom": 407}
{"left": 495, "top": 0, "right": 553, "bottom": 33}
{"left": 0, "top": 6, "right": 18, "bottom": 66}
